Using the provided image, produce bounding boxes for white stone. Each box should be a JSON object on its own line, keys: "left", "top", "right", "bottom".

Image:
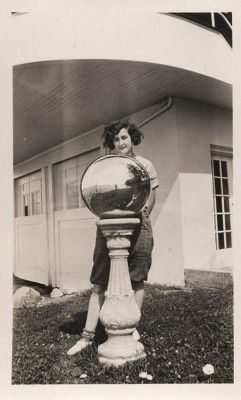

{"left": 13, "top": 286, "right": 41, "bottom": 308}
{"left": 139, "top": 372, "right": 148, "bottom": 379}
{"left": 203, "top": 364, "right": 214, "bottom": 375}
{"left": 60, "top": 285, "right": 78, "bottom": 295}
{"left": 50, "top": 288, "right": 63, "bottom": 298}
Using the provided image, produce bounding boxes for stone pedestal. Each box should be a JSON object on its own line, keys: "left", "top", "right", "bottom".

{"left": 97, "top": 218, "right": 146, "bottom": 367}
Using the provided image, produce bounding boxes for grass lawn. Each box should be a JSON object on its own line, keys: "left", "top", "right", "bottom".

{"left": 12, "top": 283, "right": 233, "bottom": 384}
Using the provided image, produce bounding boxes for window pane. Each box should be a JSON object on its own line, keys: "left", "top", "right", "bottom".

{"left": 215, "top": 178, "right": 221, "bottom": 194}
{"left": 224, "top": 196, "right": 230, "bottom": 212}
{"left": 65, "top": 166, "right": 77, "bottom": 180}
{"left": 23, "top": 182, "right": 30, "bottom": 192}
{"left": 221, "top": 161, "right": 228, "bottom": 177}
{"left": 218, "top": 233, "right": 224, "bottom": 249}
{"left": 24, "top": 193, "right": 29, "bottom": 206}
{"left": 226, "top": 232, "right": 232, "bottom": 248}
{"left": 213, "top": 160, "right": 220, "bottom": 176}
{"left": 222, "top": 179, "right": 229, "bottom": 195}
{"left": 217, "top": 215, "right": 223, "bottom": 231}
{"left": 32, "top": 191, "right": 41, "bottom": 215}
{"left": 24, "top": 194, "right": 30, "bottom": 216}
{"left": 66, "top": 182, "right": 78, "bottom": 209}
{"left": 225, "top": 214, "right": 231, "bottom": 231}
{"left": 216, "top": 196, "right": 222, "bottom": 212}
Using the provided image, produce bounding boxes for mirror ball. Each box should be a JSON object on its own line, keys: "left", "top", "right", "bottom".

{"left": 80, "top": 154, "right": 151, "bottom": 218}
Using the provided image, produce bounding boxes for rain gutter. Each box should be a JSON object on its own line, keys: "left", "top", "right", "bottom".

{"left": 137, "top": 96, "right": 173, "bottom": 128}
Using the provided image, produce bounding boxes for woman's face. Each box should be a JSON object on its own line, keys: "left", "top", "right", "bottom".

{"left": 113, "top": 128, "right": 133, "bottom": 156}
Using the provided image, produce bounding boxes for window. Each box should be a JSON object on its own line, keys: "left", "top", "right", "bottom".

{"left": 211, "top": 158, "right": 232, "bottom": 249}
{"left": 15, "top": 171, "right": 42, "bottom": 217}
{"left": 53, "top": 148, "right": 100, "bottom": 211}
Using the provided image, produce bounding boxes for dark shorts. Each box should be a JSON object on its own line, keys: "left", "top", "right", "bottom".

{"left": 90, "top": 209, "right": 154, "bottom": 286}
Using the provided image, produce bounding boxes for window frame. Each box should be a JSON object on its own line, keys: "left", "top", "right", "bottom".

{"left": 15, "top": 170, "right": 43, "bottom": 217}
{"left": 211, "top": 146, "right": 233, "bottom": 251}
{"left": 53, "top": 148, "right": 100, "bottom": 212}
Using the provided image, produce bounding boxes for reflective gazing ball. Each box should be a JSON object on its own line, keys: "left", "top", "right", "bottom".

{"left": 81, "top": 155, "right": 151, "bottom": 218}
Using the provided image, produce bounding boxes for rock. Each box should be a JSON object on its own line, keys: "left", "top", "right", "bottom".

{"left": 13, "top": 286, "right": 41, "bottom": 308}
{"left": 50, "top": 288, "right": 63, "bottom": 298}
{"left": 203, "top": 364, "right": 215, "bottom": 375}
{"left": 139, "top": 372, "right": 148, "bottom": 379}
{"left": 60, "top": 285, "right": 78, "bottom": 295}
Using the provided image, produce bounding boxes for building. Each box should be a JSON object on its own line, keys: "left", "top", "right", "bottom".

{"left": 12, "top": 11, "right": 233, "bottom": 290}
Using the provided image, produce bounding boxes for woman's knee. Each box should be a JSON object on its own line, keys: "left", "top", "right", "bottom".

{"left": 91, "top": 284, "right": 107, "bottom": 294}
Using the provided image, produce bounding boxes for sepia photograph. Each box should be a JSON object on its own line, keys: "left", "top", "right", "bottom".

{"left": 1, "top": 1, "right": 240, "bottom": 399}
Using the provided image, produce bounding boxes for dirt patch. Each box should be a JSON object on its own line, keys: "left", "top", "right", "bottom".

{"left": 185, "top": 269, "right": 233, "bottom": 289}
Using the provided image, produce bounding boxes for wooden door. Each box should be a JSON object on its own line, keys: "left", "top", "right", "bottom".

{"left": 53, "top": 148, "right": 100, "bottom": 290}
{"left": 14, "top": 169, "right": 49, "bottom": 284}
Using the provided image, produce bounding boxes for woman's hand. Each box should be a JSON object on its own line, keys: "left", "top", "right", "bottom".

{"left": 145, "top": 189, "right": 156, "bottom": 215}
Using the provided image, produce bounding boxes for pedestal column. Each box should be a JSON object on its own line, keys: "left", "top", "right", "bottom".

{"left": 97, "top": 218, "right": 146, "bottom": 366}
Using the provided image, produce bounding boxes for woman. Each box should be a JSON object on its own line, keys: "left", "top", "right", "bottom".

{"left": 67, "top": 120, "right": 159, "bottom": 355}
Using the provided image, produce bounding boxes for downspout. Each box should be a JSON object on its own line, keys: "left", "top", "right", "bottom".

{"left": 137, "top": 96, "right": 173, "bottom": 128}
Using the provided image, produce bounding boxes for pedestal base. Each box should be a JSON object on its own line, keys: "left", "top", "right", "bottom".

{"left": 98, "top": 333, "right": 146, "bottom": 367}
{"left": 96, "top": 217, "right": 146, "bottom": 367}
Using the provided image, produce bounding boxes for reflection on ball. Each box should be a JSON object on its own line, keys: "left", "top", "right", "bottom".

{"left": 80, "top": 155, "right": 151, "bottom": 218}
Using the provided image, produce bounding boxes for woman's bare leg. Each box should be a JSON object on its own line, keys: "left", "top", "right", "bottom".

{"left": 131, "top": 280, "right": 145, "bottom": 310}
{"left": 67, "top": 285, "right": 105, "bottom": 355}
{"left": 84, "top": 289, "right": 105, "bottom": 332}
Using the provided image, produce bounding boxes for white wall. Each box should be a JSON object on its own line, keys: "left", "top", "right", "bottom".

{"left": 8, "top": 9, "right": 232, "bottom": 85}
{"left": 129, "top": 102, "right": 186, "bottom": 286}
{"left": 129, "top": 98, "right": 232, "bottom": 283}
{"left": 175, "top": 98, "right": 232, "bottom": 271}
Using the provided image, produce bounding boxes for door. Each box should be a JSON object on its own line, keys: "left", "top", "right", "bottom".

{"left": 53, "top": 148, "right": 100, "bottom": 290}
{"left": 14, "top": 169, "right": 49, "bottom": 284}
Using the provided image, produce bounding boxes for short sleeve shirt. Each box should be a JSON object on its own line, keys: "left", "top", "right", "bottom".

{"left": 134, "top": 155, "right": 159, "bottom": 190}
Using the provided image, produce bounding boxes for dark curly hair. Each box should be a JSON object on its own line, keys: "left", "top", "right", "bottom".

{"left": 103, "top": 120, "right": 144, "bottom": 150}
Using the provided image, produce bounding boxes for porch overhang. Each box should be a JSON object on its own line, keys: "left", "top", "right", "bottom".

{"left": 14, "top": 59, "right": 232, "bottom": 165}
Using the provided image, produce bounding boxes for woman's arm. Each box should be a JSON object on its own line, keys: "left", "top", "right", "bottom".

{"left": 145, "top": 188, "right": 156, "bottom": 215}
